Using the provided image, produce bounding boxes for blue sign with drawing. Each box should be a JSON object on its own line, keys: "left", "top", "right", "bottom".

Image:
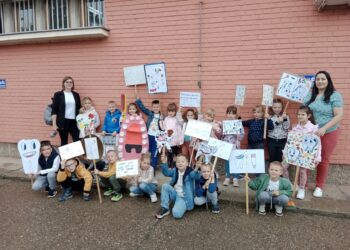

{"left": 0, "top": 79, "right": 6, "bottom": 89}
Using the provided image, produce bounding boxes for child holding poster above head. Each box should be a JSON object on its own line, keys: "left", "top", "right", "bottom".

{"left": 180, "top": 108, "right": 198, "bottom": 158}
{"left": 245, "top": 161, "right": 292, "bottom": 217}
{"left": 267, "top": 99, "right": 290, "bottom": 162}
{"left": 129, "top": 153, "right": 158, "bottom": 202}
{"left": 101, "top": 100, "right": 122, "bottom": 136}
{"left": 282, "top": 105, "right": 321, "bottom": 200}
{"left": 57, "top": 157, "right": 93, "bottom": 202}
{"left": 94, "top": 150, "right": 127, "bottom": 202}
{"left": 203, "top": 108, "right": 222, "bottom": 139}
{"left": 77, "top": 97, "right": 100, "bottom": 138}
{"left": 222, "top": 105, "right": 244, "bottom": 187}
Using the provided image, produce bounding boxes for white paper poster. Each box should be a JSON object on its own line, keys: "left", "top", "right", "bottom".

{"left": 18, "top": 139, "right": 40, "bottom": 174}
{"left": 58, "top": 141, "right": 85, "bottom": 160}
{"left": 123, "top": 65, "right": 147, "bottom": 86}
{"left": 116, "top": 159, "right": 139, "bottom": 178}
{"left": 145, "top": 62, "right": 167, "bottom": 94}
{"left": 229, "top": 149, "right": 265, "bottom": 174}
{"left": 207, "top": 138, "right": 233, "bottom": 160}
{"left": 185, "top": 120, "right": 213, "bottom": 141}
{"left": 235, "top": 85, "right": 246, "bottom": 106}
{"left": 84, "top": 137, "right": 100, "bottom": 160}
{"left": 179, "top": 92, "right": 201, "bottom": 108}
{"left": 276, "top": 72, "right": 313, "bottom": 103}
{"left": 262, "top": 84, "right": 274, "bottom": 106}
{"left": 223, "top": 120, "right": 244, "bottom": 135}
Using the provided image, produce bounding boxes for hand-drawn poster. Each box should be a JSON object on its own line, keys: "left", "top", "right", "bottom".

{"left": 207, "top": 138, "right": 233, "bottom": 160}
{"left": 222, "top": 120, "right": 244, "bottom": 135}
{"left": 262, "top": 84, "right": 274, "bottom": 106}
{"left": 185, "top": 120, "right": 213, "bottom": 141}
{"left": 195, "top": 142, "right": 217, "bottom": 164}
{"left": 155, "top": 130, "right": 172, "bottom": 153}
{"left": 84, "top": 137, "right": 99, "bottom": 160}
{"left": 116, "top": 159, "right": 139, "bottom": 178}
{"left": 179, "top": 92, "right": 201, "bottom": 108}
{"left": 145, "top": 62, "right": 167, "bottom": 94}
{"left": 18, "top": 139, "right": 40, "bottom": 174}
{"left": 276, "top": 73, "right": 313, "bottom": 103}
{"left": 58, "top": 141, "right": 85, "bottom": 160}
{"left": 123, "top": 65, "right": 147, "bottom": 86}
{"left": 235, "top": 85, "right": 246, "bottom": 106}
{"left": 283, "top": 131, "right": 321, "bottom": 170}
{"left": 229, "top": 149, "right": 265, "bottom": 174}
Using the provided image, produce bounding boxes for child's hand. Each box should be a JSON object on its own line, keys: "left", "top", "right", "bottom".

{"left": 101, "top": 131, "right": 106, "bottom": 136}
{"left": 272, "top": 190, "right": 279, "bottom": 196}
{"left": 112, "top": 131, "right": 117, "bottom": 137}
{"left": 160, "top": 154, "right": 167, "bottom": 164}
{"left": 244, "top": 175, "right": 250, "bottom": 182}
{"left": 316, "top": 127, "right": 327, "bottom": 137}
{"left": 60, "top": 160, "right": 66, "bottom": 170}
{"left": 94, "top": 169, "right": 99, "bottom": 175}
{"left": 264, "top": 112, "right": 271, "bottom": 119}
{"left": 281, "top": 113, "right": 287, "bottom": 120}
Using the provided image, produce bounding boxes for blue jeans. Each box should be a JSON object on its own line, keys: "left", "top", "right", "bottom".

{"left": 148, "top": 135, "right": 158, "bottom": 169}
{"left": 258, "top": 191, "right": 289, "bottom": 208}
{"left": 225, "top": 160, "right": 240, "bottom": 179}
{"left": 194, "top": 191, "right": 218, "bottom": 206}
{"left": 32, "top": 172, "right": 57, "bottom": 191}
{"left": 161, "top": 183, "right": 187, "bottom": 219}
{"left": 130, "top": 182, "right": 157, "bottom": 197}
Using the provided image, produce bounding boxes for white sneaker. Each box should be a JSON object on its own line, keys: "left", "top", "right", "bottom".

{"left": 258, "top": 204, "right": 266, "bottom": 215}
{"left": 223, "top": 178, "right": 230, "bottom": 186}
{"left": 296, "top": 188, "right": 305, "bottom": 200}
{"left": 129, "top": 192, "right": 142, "bottom": 197}
{"left": 233, "top": 178, "right": 239, "bottom": 187}
{"left": 313, "top": 187, "right": 323, "bottom": 198}
{"left": 150, "top": 194, "right": 158, "bottom": 203}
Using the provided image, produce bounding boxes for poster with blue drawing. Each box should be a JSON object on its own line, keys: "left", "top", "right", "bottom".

{"left": 283, "top": 131, "right": 321, "bottom": 170}
{"left": 276, "top": 72, "right": 313, "bottom": 103}
{"left": 223, "top": 120, "right": 244, "bottom": 135}
{"left": 234, "top": 85, "right": 246, "bottom": 106}
{"left": 145, "top": 62, "right": 167, "bottom": 94}
{"left": 229, "top": 149, "right": 265, "bottom": 174}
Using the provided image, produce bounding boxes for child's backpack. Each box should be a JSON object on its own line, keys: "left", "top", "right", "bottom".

{"left": 44, "top": 98, "right": 53, "bottom": 126}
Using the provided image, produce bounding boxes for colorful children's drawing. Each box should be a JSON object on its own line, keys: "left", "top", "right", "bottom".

{"left": 18, "top": 139, "right": 40, "bottom": 174}
{"left": 276, "top": 72, "right": 313, "bottom": 103}
{"left": 207, "top": 138, "right": 233, "bottom": 160}
{"left": 222, "top": 120, "right": 244, "bottom": 135}
{"left": 179, "top": 92, "right": 201, "bottom": 108}
{"left": 229, "top": 149, "right": 265, "bottom": 174}
{"left": 262, "top": 84, "right": 274, "bottom": 106}
{"left": 117, "top": 115, "right": 149, "bottom": 160}
{"left": 235, "top": 85, "right": 246, "bottom": 106}
{"left": 76, "top": 113, "right": 96, "bottom": 137}
{"left": 283, "top": 131, "right": 321, "bottom": 170}
{"left": 195, "top": 142, "right": 217, "bottom": 164}
{"left": 123, "top": 65, "right": 147, "bottom": 86}
{"left": 144, "top": 62, "right": 167, "bottom": 94}
{"left": 155, "top": 130, "right": 172, "bottom": 153}
{"left": 185, "top": 119, "right": 213, "bottom": 141}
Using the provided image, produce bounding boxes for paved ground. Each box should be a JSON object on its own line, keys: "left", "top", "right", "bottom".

{"left": 1, "top": 179, "right": 349, "bottom": 250}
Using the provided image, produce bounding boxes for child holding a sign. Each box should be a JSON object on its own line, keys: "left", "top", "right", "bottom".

{"left": 129, "top": 153, "right": 158, "bottom": 202}
{"left": 101, "top": 100, "right": 122, "bottom": 136}
{"left": 181, "top": 108, "right": 198, "bottom": 158}
{"left": 77, "top": 97, "right": 100, "bottom": 138}
{"left": 94, "top": 150, "right": 126, "bottom": 202}
{"left": 203, "top": 108, "right": 222, "bottom": 139}
{"left": 57, "top": 158, "right": 93, "bottom": 202}
{"left": 245, "top": 161, "right": 292, "bottom": 216}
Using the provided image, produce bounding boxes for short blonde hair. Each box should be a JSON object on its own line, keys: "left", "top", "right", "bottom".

{"left": 206, "top": 108, "right": 216, "bottom": 118}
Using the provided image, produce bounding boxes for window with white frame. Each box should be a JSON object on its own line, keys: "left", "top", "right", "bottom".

{"left": 48, "top": 0, "right": 68, "bottom": 30}
{"left": 87, "top": 0, "right": 104, "bottom": 27}
{"left": 16, "top": 0, "right": 35, "bottom": 32}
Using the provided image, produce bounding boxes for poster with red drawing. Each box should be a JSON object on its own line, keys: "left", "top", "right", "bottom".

{"left": 145, "top": 62, "right": 168, "bottom": 94}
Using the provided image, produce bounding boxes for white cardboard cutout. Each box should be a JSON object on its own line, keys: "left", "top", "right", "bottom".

{"left": 179, "top": 92, "right": 201, "bottom": 108}
{"left": 123, "top": 65, "right": 147, "bottom": 86}
{"left": 18, "top": 139, "right": 40, "bottom": 174}
{"left": 58, "top": 141, "right": 85, "bottom": 160}
{"left": 185, "top": 120, "right": 213, "bottom": 141}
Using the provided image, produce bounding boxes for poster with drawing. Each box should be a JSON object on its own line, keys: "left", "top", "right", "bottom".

{"left": 207, "top": 138, "right": 233, "bottom": 160}
{"left": 116, "top": 159, "right": 139, "bottom": 178}
{"left": 185, "top": 120, "right": 213, "bottom": 141}
{"left": 276, "top": 73, "right": 313, "bottom": 103}
{"left": 222, "top": 120, "right": 244, "bottom": 135}
{"left": 123, "top": 65, "right": 147, "bottom": 86}
{"left": 145, "top": 62, "right": 167, "bottom": 94}
{"left": 262, "top": 84, "right": 274, "bottom": 106}
{"left": 180, "top": 92, "right": 201, "bottom": 108}
{"left": 18, "top": 139, "right": 40, "bottom": 174}
{"left": 195, "top": 141, "right": 217, "bottom": 164}
{"left": 283, "top": 131, "right": 321, "bottom": 170}
{"left": 235, "top": 85, "right": 246, "bottom": 106}
{"left": 58, "top": 141, "right": 85, "bottom": 160}
{"left": 84, "top": 137, "right": 99, "bottom": 160}
{"left": 229, "top": 149, "right": 265, "bottom": 174}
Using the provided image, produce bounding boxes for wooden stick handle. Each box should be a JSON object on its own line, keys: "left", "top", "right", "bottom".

{"left": 292, "top": 165, "right": 300, "bottom": 198}
{"left": 245, "top": 173, "right": 249, "bottom": 215}
{"left": 211, "top": 156, "right": 218, "bottom": 173}
{"left": 263, "top": 106, "right": 268, "bottom": 139}
{"left": 189, "top": 139, "right": 197, "bottom": 167}
{"left": 283, "top": 101, "right": 290, "bottom": 114}
{"left": 93, "top": 159, "right": 102, "bottom": 204}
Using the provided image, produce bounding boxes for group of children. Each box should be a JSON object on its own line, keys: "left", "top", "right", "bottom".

{"left": 31, "top": 95, "right": 322, "bottom": 218}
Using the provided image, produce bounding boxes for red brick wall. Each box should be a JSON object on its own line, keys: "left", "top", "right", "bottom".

{"left": 0, "top": 0, "right": 349, "bottom": 164}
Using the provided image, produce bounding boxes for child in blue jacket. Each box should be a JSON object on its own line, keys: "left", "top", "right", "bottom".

{"left": 101, "top": 100, "right": 122, "bottom": 136}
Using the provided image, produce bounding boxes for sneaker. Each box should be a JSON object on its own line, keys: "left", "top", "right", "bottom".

{"left": 286, "top": 200, "right": 296, "bottom": 210}
{"left": 150, "top": 194, "right": 158, "bottom": 203}
{"left": 104, "top": 189, "right": 114, "bottom": 197}
{"left": 313, "top": 187, "right": 323, "bottom": 198}
{"left": 276, "top": 211, "right": 284, "bottom": 217}
{"left": 129, "top": 192, "right": 142, "bottom": 197}
{"left": 111, "top": 193, "right": 123, "bottom": 202}
{"left": 211, "top": 204, "right": 220, "bottom": 214}
{"left": 58, "top": 189, "right": 73, "bottom": 202}
{"left": 296, "top": 188, "right": 305, "bottom": 200}
{"left": 155, "top": 207, "right": 170, "bottom": 219}
{"left": 258, "top": 204, "right": 266, "bottom": 215}
{"left": 233, "top": 178, "right": 239, "bottom": 187}
{"left": 223, "top": 178, "right": 230, "bottom": 186}
{"left": 47, "top": 189, "right": 57, "bottom": 198}
{"left": 275, "top": 205, "right": 283, "bottom": 217}
{"left": 45, "top": 186, "right": 50, "bottom": 192}
{"left": 83, "top": 193, "right": 92, "bottom": 201}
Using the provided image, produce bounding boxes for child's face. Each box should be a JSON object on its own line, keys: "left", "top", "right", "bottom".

{"left": 152, "top": 103, "right": 160, "bottom": 114}
{"left": 186, "top": 111, "right": 195, "bottom": 120}
{"left": 41, "top": 145, "right": 52, "bottom": 158}
{"left": 140, "top": 158, "right": 151, "bottom": 170}
{"left": 200, "top": 165, "right": 211, "bottom": 180}
{"left": 108, "top": 103, "right": 116, "bottom": 113}
{"left": 168, "top": 110, "right": 176, "bottom": 117}
{"left": 272, "top": 103, "right": 283, "bottom": 115}
{"left": 65, "top": 159, "right": 77, "bottom": 173}
{"left": 107, "top": 151, "right": 118, "bottom": 164}
{"left": 176, "top": 155, "right": 188, "bottom": 172}
{"left": 83, "top": 100, "right": 92, "bottom": 110}
{"left": 226, "top": 112, "right": 237, "bottom": 120}
{"left": 205, "top": 113, "right": 214, "bottom": 122}
{"left": 128, "top": 105, "right": 137, "bottom": 115}
{"left": 268, "top": 164, "right": 282, "bottom": 180}
{"left": 254, "top": 108, "right": 264, "bottom": 119}
{"left": 297, "top": 110, "right": 310, "bottom": 125}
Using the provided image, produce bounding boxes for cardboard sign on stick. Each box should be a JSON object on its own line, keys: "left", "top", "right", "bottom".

{"left": 179, "top": 92, "right": 201, "bottom": 108}
{"left": 185, "top": 120, "right": 213, "bottom": 141}
{"left": 207, "top": 138, "right": 234, "bottom": 160}
{"left": 84, "top": 137, "right": 100, "bottom": 160}
{"left": 58, "top": 141, "right": 85, "bottom": 160}
{"left": 18, "top": 139, "right": 40, "bottom": 174}
{"left": 235, "top": 85, "right": 246, "bottom": 106}
{"left": 262, "top": 84, "right": 274, "bottom": 106}
{"left": 116, "top": 159, "right": 139, "bottom": 178}
{"left": 123, "top": 65, "right": 147, "bottom": 86}
{"left": 229, "top": 149, "right": 265, "bottom": 174}
{"left": 145, "top": 62, "right": 167, "bottom": 94}
{"left": 222, "top": 120, "right": 244, "bottom": 135}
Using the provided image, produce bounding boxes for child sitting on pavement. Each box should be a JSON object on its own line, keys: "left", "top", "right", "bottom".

{"left": 57, "top": 158, "right": 93, "bottom": 202}
{"left": 129, "top": 153, "right": 158, "bottom": 202}
{"left": 245, "top": 161, "right": 292, "bottom": 216}
{"left": 94, "top": 150, "right": 127, "bottom": 202}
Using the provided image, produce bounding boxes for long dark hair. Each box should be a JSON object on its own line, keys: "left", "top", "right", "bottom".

{"left": 306, "top": 71, "right": 335, "bottom": 105}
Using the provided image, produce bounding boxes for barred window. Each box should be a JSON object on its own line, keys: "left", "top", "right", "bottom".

{"left": 16, "top": 0, "right": 35, "bottom": 32}
{"left": 87, "top": 0, "right": 104, "bottom": 27}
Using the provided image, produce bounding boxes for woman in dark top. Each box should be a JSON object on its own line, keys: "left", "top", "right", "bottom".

{"left": 51, "top": 76, "right": 81, "bottom": 146}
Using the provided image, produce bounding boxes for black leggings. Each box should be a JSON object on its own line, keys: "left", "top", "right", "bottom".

{"left": 58, "top": 118, "right": 80, "bottom": 146}
{"left": 267, "top": 138, "right": 287, "bottom": 162}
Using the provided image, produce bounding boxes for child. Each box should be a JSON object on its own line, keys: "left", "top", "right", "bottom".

{"left": 78, "top": 97, "right": 100, "bottom": 138}
{"left": 245, "top": 161, "right": 292, "bottom": 216}
{"left": 57, "top": 158, "right": 93, "bottom": 202}
{"left": 222, "top": 105, "right": 244, "bottom": 187}
{"left": 101, "top": 100, "right": 122, "bottom": 136}
{"left": 94, "top": 150, "right": 126, "bottom": 202}
{"left": 129, "top": 153, "right": 158, "bottom": 202}
{"left": 242, "top": 105, "right": 273, "bottom": 149}
{"left": 155, "top": 153, "right": 196, "bottom": 219}
{"left": 32, "top": 140, "right": 60, "bottom": 197}
{"left": 192, "top": 162, "right": 220, "bottom": 213}
{"left": 282, "top": 105, "right": 321, "bottom": 200}
{"left": 203, "top": 108, "right": 222, "bottom": 139}
{"left": 135, "top": 97, "right": 163, "bottom": 169}
{"left": 180, "top": 108, "right": 198, "bottom": 158}
{"left": 267, "top": 99, "right": 290, "bottom": 162}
